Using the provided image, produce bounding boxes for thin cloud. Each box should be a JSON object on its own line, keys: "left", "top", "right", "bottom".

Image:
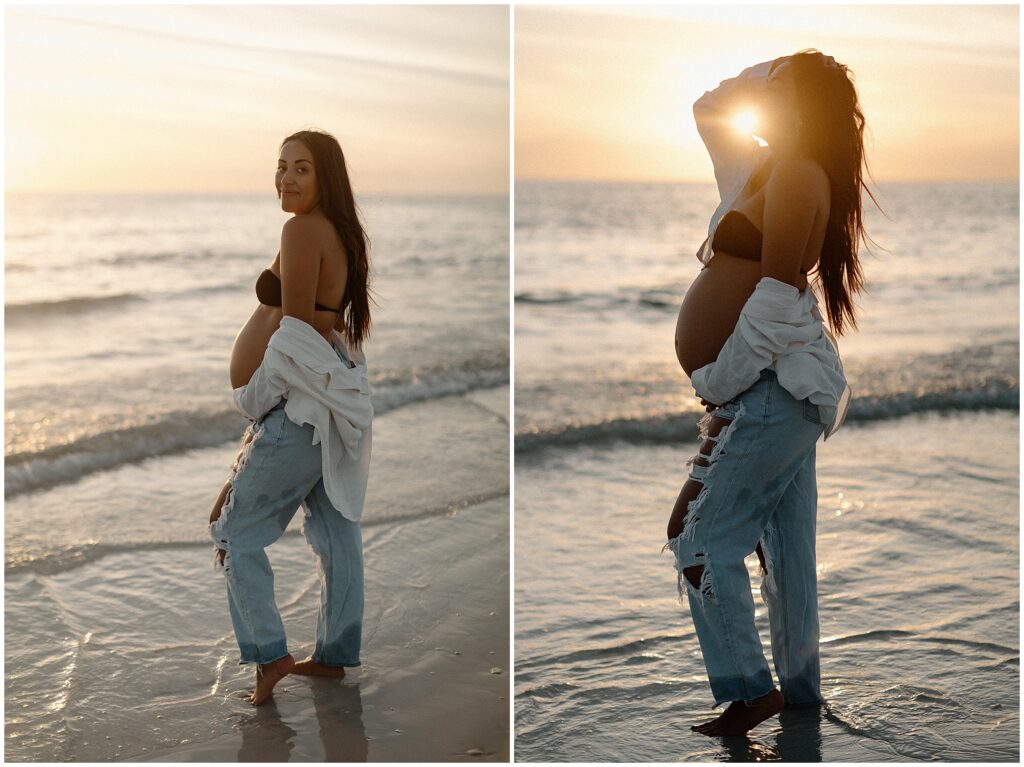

{"left": 10, "top": 8, "right": 507, "bottom": 89}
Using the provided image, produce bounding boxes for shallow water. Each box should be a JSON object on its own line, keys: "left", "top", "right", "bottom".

{"left": 515, "top": 411, "right": 1019, "bottom": 761}
{"left": 515, "top": 180, "right": 1018, "bottom": 438}
{"left": 6, "top": 493, "right": 509, "bottom": 762}
{"left": 5, "top": 191, "right": 508, "bottom": 554}
{"left": 513, "top": 179, "right": 1019, "bottom": 760}
{"left": 4, "top": 191, "right": 510, "bottom": 760}
{"left": 5, "top": 192, "right": 508, "bottom": 495}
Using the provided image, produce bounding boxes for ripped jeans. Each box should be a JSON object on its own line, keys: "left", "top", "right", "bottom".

{"left": 666, "top": 368, "right": 827, "bottom": 708}
{"left": 209, "top": 398, "right": 363, "bottom": 668}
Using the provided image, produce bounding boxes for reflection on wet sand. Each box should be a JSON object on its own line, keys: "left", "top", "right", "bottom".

{"left": 236, "top": 680, "right": 367, "bottom": 762}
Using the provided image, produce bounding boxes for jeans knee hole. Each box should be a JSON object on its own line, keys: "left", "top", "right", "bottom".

{"left": 684, "top": 564, "right": 715, "bottom": 602}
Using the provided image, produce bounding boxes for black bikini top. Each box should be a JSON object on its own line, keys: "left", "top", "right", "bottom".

{"left": 255, "top": 269, "right": 343, "bottom": 313}
{"left": 712, "top": 211, "right": 808, "bottom": 274}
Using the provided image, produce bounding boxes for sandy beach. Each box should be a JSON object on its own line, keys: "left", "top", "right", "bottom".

{"left": 6, "top": 185, "right": 510, "bottom": 762}
{"left": 515, "top": 409, "right": 1019, "bottom": 761}
{"left": 513, "top": 177, "right": 1019, "bottom": 760}
{"left": 6, "top": 386, "right": 510, "bottom": 762}
{"left": 153, "top": 494, "right": 510, "bottom": 762}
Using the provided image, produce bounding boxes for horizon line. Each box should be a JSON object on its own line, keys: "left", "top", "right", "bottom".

{"left": 514, "top": 176, "right": 1019, "bottom": 186}
{"left": 4, "top": 189, "right": 511, "bottom": 198}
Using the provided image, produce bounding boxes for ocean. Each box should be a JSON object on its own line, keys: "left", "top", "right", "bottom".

{"left": 4, "top": 191, "right": 510, "bottom": 760}
{"left": 513, "top": 180, "right": 1019, "bottom": 761}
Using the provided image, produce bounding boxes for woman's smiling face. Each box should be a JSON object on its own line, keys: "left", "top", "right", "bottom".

{"left": 276, "top": 140, "right": 319, "bottom": 213}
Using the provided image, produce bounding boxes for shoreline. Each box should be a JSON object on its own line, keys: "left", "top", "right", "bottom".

{"left": 151, "top": 495, "right": 510, "bottom": 762}
{"left": 5, "top": 387, "right": 510, "bottom": 762}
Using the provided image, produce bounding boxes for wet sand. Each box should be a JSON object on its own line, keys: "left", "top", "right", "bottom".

{"left": 6, "top": 387, "right": 510, "bottom": 761}
{"left": 153, "top": 495, "right": 510, "bottom": 762}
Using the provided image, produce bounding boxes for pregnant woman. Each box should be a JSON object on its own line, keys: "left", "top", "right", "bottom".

{"left": 208, "top": 129, "right": 374, "bottom": 706}
{"left": 667, "top": 50, "right": 876, "bottom": 735}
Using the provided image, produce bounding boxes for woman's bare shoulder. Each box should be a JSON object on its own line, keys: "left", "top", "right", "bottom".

{"left": 281, "top": 213, "right": 325, "bottom": 240}
{"left": 280, "top": 214, "right": 342, "bottom": 263}
{"left": 767, "top": 156, "right": 830, "bottom": 211}
{"left": 769, "top": 155, "right": 828, "bottom": 184}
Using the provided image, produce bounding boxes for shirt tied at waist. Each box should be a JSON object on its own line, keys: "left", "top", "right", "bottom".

{"left": 690, "top": 277, "right": 851, "bottom": 440}
{"left": 233, "top": 316, "right": 373, "bottom": 520}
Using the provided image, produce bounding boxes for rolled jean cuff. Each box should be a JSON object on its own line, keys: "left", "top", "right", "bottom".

{"left": 709, "top": 667, "right": 775, "bottom": 709}
{"left": 237, "top": 639, "right": 289, "bottom": 666}
{"left": 312, "top": 653, "right": 360, "bottom": 668}
{"left": 781, "top": 693, "right": 826, "bottom": 708}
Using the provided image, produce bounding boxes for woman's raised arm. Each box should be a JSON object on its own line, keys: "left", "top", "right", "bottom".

{"left": 693, "top": 59, "right": 777, "bottom": 203}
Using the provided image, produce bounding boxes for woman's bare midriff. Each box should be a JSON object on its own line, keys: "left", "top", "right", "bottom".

{"left": 675, "top": 253, "right": 765, "bottom": 378}
{"left": 229, "top": 243, "right": 347, "bottom": 390}
{"left": 229, "top": 304, "right": 341, "bottom": 390}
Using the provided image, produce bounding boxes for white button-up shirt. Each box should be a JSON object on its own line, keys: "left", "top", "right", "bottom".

{"left": 233, "top": 316, "right": 373, "bottom": 520}
{"left": 689, "top": 59, "right": 852, "bottom": 440}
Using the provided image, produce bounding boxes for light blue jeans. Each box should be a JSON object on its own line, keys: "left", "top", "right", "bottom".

{"left": 209, "top": 396, "right": 363, "bottom": 668}
{"left": 667, "top": 368, "right": 827, "bottom": 708}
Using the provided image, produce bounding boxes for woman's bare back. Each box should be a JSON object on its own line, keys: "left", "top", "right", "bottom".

{"left": 229, "top": 215, "right": 348, "bottom": 390}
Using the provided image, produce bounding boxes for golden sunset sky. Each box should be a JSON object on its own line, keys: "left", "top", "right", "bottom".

{"left": 516, "top": 4, "right": 1019, "bottom": 183}
{"left": 6, "top": 5, "right": 509, "bottom": 195}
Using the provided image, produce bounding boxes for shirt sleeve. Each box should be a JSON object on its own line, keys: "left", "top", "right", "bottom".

{"left": 233, "top": 353, "right": 288, "bottom": 422}
{"left": 693, "top": 59, "right": 776, "bottom": 203}
{"left": 690, "top": 277, "right": 823, "bottom": 405}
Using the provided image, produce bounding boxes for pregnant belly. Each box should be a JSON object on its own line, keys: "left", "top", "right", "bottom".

{"left": 674, "top": 253, "right": 765, "bottom": 378}
{"left": 229, "top": 305, "right": 282, "bottom": 389}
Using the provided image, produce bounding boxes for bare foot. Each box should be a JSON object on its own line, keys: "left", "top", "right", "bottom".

{"left": 291, "top": 658, "right": 347, "bottom": 678}
{"left": 691, "top": 688, "right": 785, "bottom": 736}
{"left": 250, "top": 654, "right": 295, "bottom": 706}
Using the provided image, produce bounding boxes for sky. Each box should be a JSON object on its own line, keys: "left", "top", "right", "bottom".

{"left": 515, "top": 4, "right": 1020, "bottom": 183}
{"left": 5, "top": 5, "right": 509, "bottom": 195}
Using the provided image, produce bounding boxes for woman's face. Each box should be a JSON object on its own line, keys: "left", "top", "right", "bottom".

{"left": 276, "top": 140, "right": 320, "bottom": 214}
{"left": 760, "top": 63, "right": 801, "bottom": 149}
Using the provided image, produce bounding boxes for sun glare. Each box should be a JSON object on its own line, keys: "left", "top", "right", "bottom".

{"left": 733, "top": 110, "right": 757, "bottom": 135}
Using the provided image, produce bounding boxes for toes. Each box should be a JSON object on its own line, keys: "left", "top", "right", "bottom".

{"left": 707, "top": 721, "right": 736, "bottom": 737}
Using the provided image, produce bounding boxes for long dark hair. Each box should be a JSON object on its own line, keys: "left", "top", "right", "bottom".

{"left": 784, "top": 49, "right": 884, "bottom": 336}
{"left": 279, "top": 128, "right": 372, "bottom": 348}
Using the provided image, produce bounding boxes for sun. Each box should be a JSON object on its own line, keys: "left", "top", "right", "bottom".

{"left": 733, "top": 110, "right": 758, "bottom": 135}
